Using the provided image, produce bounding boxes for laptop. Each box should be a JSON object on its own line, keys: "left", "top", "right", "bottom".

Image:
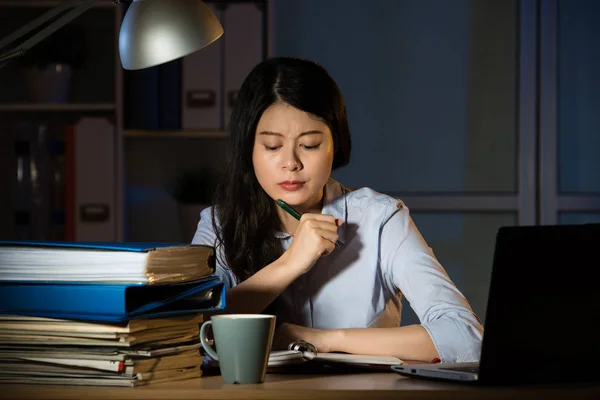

{"left": 392, "top": 223, "right": 600, "bottom": 385}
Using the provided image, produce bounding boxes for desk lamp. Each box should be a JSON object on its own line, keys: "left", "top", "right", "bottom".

{"left": 0, "top": 0, "right": 224, "bottom": 70}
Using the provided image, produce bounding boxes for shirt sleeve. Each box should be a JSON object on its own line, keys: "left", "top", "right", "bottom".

{"left": 379, "top": 201, "right": 483, "bottom": 363}
{"left": 191, "top": 207, "right": 238, "bottom": 290}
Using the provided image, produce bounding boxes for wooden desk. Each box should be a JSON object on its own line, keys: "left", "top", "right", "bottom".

{"left": 3, "top": 373, "right": 600, "bottom": 400}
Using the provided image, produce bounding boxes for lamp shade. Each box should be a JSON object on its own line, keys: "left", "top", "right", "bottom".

{"left": 119, "top": 0, "right": 224, "bottom": 70}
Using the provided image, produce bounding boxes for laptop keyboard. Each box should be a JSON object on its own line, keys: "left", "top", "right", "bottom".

{"left": 439, "top": 365, "right": 480, "bottom": 374}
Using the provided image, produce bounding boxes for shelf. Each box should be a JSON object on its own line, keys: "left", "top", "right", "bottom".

{"left": 0, "top": 103, "right": 116, "bottom": 112}
{"left": 0, "top": 0, "right": 114, "bottom": 8}
{"left": 124, "top": 130, "right": 230, "bottom": 139}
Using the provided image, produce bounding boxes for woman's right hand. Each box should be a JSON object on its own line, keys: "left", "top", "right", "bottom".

{"left": 282, "top": 213, "right": 342, "bottom": 274}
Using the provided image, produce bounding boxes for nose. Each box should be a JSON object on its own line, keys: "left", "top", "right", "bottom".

{"left": 282, "top": 148, "right": 302, "bottom": 171}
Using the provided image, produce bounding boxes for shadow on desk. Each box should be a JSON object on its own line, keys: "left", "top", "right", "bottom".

{"left": 202, "top": 361, "right": 392, "bottom": 378}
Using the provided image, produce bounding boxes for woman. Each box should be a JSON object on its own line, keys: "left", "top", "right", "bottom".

{"left": 193, "top": 57, "right": 483, "bottom": 363}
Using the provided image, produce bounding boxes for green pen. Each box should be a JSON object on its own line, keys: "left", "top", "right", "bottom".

{"left": 276, "top": 199, "right": 302, "bottom": 221}
{"left": 276, "top": 199, "right": 340, "bottom": 248}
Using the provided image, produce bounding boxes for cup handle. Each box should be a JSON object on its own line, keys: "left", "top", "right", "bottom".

{"left": 199, "top": 320, "right": 218, "bottom": 361}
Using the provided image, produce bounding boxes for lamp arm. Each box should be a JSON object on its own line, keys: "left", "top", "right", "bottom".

{"left": 0, "top": 0, "right": 108, "bottom": 66}
{"left": 0, "top": 0, "right": 81, "bottom": 53}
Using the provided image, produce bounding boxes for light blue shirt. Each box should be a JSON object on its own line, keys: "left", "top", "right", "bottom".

{"left": 192, "top": 179, "right": 483, "bottom": 363}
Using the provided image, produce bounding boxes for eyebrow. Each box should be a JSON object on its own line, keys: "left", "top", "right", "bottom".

{"left": 258, "top": 130, "right": 324, "bottom": 138}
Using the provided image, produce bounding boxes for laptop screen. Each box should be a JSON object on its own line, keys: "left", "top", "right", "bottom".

{"left": 479, "top": 223, "right": 600, "bottom": 384}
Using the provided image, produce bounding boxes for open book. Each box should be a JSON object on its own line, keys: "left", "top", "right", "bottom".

{"left": 203, "top": 341, "right": 404, "bottom": 372}
{"left": 268, "top": 350, "right": 403, "bottom": 369}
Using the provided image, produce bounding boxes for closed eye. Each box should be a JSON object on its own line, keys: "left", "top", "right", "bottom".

{"left": 264, "top": 145, "right": 280, "bottom": 151}
{"left": 302, "top": 144, "right": 321, "bottom": 150}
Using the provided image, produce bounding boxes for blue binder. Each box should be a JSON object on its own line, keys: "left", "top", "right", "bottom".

{"left": 0, "top": 276, "right": 226, "bottom": 323}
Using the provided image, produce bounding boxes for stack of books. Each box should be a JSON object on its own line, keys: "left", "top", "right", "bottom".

{"left": 0, "top": 242, "right": 225, "bottom": 387}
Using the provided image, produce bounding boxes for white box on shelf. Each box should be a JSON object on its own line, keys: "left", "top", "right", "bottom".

{"left": 181, "top": 3, "right": 223, "bottom": 130}
{"left": 74, "top": 117, "right": 116, "bottom": 241}
{"left": 224, "top": 2, "right": 263, "bottom": 129}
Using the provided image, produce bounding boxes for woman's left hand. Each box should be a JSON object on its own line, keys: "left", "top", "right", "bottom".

{"left": 272, "top": 323, "right": 338, "bottom": 353}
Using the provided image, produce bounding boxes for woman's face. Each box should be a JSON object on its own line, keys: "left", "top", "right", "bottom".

{"left": 252, "top": 102, "right": 334, "bottom": 213}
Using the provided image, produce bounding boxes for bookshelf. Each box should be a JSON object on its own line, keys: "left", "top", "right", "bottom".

{"left": 0, "top": 0, "right": 123, "bottom": 243}
{"left": 0, "top": 104, "right": 117, "bottom": 112}
{"left": 124, "top": 130, "right": 230, "bottom": 139}
{"left": 0, "top": 0, "right": 268, "bottom": 243}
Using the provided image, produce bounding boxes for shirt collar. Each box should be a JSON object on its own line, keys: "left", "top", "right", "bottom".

{"left": 274, "top": 178, "right": 348, "bottom": 244}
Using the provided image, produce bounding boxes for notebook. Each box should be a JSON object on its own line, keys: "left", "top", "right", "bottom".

{"left": 268, "top": 340, "right": 403, "bottom": 370}
{"left": 392, "top": 223, "right": 600, "bottom": 385}
{"left": 268, "top": 350, "right": 403, "bottom": 369}
{"left": 0, "top": 241, "right": 215, "bottom": 284}
{"left": 204, "top": 340, "right": 403, "bottom": 372}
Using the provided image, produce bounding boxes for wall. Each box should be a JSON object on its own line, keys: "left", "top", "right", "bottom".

{"left": 273, "top": 0, "right": 516, "bottom": 193}
{"left": 272, "top": 0, "right": 518, "bottom": 324}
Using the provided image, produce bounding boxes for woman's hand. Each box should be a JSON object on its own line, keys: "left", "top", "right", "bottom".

{"left": 282, "top": 214, "right": 342, "bottom": 274}
{"left": 272, "top": 323, "right": 340, "bottom": 353}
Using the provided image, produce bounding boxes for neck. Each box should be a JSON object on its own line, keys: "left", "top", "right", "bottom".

{"left": 277, "top": 209, "right": 300, "bottom": 235}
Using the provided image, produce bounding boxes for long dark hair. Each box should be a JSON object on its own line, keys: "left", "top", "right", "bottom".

{"left": 212, "top": 57, "right": 351, "bottom": 283}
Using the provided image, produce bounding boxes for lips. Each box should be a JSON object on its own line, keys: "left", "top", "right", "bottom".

{"left": 279, "top": 181, "right": 304, "bottom": 191}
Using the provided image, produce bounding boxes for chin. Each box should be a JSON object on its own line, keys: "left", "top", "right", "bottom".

{"left": 277, "top": 191, "right": 318, "bottom": 208}
{"left": 268, "top": 188, "right": 301, "bottom": 202}
{"left": 275, "top": 194, "right": 306, "bottom": 205}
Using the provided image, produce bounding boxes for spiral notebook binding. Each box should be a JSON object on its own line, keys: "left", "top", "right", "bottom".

{"left": 287, "top": 339, "right": 318, "bottom": 356}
